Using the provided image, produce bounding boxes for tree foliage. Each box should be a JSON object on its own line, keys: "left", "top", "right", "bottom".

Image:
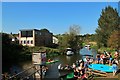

{"left": 58, "top": 25, "right": 81, "bottom": 53}
{"left": 2, "top": 33, "right": 31, "bottom": 64}
{"left": 107, "top": 30, "right": 120, "bottom": 49}
{"left": 40, "top": 28, "right": 50, "bottom": 33}
{"left": 95, "top": 6, "right": 119, "bottom": 48}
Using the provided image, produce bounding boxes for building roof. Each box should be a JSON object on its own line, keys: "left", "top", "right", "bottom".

{"left": 19, "top": 29, "right": 39, "bottom": 31}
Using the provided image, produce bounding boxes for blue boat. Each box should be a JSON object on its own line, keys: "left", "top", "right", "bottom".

{"left": 88, "top": 64, "right": 114, "bottom": 72}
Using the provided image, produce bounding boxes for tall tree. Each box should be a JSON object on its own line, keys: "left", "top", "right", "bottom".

{"left": 107, "top": 30, "right": 120, "bottom": 49}
{"left": 58, "top": 25, "right": 81, "bottom": 53}
{"left": 2, "top": 33, "right": 31, "bottom": 65}
{"left": 95, "top": 6, "right": 119, "bottom": 47}
{"left": 66, "top": 25, "right": 81, "bottom": 52}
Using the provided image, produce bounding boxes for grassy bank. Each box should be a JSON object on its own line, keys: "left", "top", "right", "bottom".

{"left": 29, "top": 46, "right": 62, "bottom": 59}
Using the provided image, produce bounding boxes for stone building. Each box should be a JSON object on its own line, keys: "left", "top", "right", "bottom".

{"left": 19, "top": 29, "right": 53, "bottom": 47}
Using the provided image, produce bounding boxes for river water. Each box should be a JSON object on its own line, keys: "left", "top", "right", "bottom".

{"left": 3, "top": 48, "right": 97, "bottom": 78}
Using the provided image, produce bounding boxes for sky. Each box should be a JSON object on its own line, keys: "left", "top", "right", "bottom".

{"left": 2, "top": 2, "right": 119, "bottom": 35}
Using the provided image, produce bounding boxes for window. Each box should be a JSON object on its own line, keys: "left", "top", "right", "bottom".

{"left": 24, "top": 40, "right": 26, "bottom": 44}
{"left": 35, "top": 32, "right": 38, "bottom": 34}
{"left": 39, "top": 32, "right": 41, "bottom": 35}
{"left": 31, "top": 40, "right": 33, "bottom": 44}
{"left": 27, "top": 40, "right": 29, "bottom": 44}
{"left": 21, "top": 41, "right": 23, "bottom": 44}
{"left": 21, "top": 30, "right": 33, "bottom": 37}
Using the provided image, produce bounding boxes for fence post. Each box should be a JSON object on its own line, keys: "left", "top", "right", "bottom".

{"left": 40, "top": 65, "right": 42, "bottom": 80}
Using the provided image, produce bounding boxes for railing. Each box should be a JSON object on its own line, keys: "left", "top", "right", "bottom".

{"left": 2, "top": 65, "right": 46, "bottom": 80}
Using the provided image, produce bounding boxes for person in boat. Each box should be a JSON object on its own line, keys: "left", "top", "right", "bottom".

{"left": 64, "top": 64, "right": 72, "bottom": 70}
{"left": 84, "top": 56, "right": 89, "bottom": 62}
{"left": 48, "top": 59, "right": 53, "bottom": 62}
{"left": 75, "top": 60, "right": 80, "bottom": 67}
{"left": 89, "top": 57, "right": 94, "bottom": 64}
{"left": 84, "top": 61, "right": 89, "bottom": 73}
{"left": 81, "top": 72, "right": 88, "bottom": 80}
{"left": 58, "top": 64, "right": 64, "bottom": 70}
{"left": 77, "top": 62, "right": 84, "bottom": 78}
{"left": 73, "top": 68, "right": 79, "bottom": 80}
{"left": 79, "top": 60, "right": 82, "bottom": 63}
{"left": 100, "top": 53, "right": 105, "bottom": 64}
{"left": 78, "top": 66, "right": 86, "bottom": 80}
{"left": 77, "top": 63, "right": 83, "bottom": 71}
{"left": 72, "top": 63, "right": 76, "bottom": 69}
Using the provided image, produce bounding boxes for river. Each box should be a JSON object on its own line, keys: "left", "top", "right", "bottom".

{"left": 2, "top": 48, "right": 97, "bottom": 79}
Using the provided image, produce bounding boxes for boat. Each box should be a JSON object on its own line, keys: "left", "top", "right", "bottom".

{"left": 66, "top": 72, "right": 74, "bottom": 79}
{"left": 88, "top": 64, "right": 114, "bottom": 72}
{"left": 46, "top": 60, "right": 59, "bottom": 64}
{"left": 59, "top": 69, "right": 74, "bottom": 79}
{"left": 85, "top": 45, "right": 91, "bottom": 50}
{"left": 58, "top": 68, "right": 73, "bottom": 72}
{"left": 66, "top": 48, "right": 74, "bottom": 56}
{"left": 58, "top": 68, "right": 73, "bottom": 79}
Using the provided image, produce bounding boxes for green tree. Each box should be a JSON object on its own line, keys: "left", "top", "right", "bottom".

{"left": 67, "top": 25, "right": 80, "bottom": 49}
{"left": 107, "top": 30, "right": 120, "bottom": 49}
{"left": 58, "top": 25, "right": 81, "bottom": 53}
{"left": 57, "top": 33, "right": 69, "bottom": 54}
{"left": 2, "top": 33, "right": 31, "bottom": 65}
{"left": 95, "top": 6, "right": 119, "bottom": 48}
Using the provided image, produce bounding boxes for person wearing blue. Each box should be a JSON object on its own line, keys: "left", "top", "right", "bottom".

{"left": 96, "top": 54, "right": 100, "bottom": 64}
{"left": 112, "top": 63, "right": 118, "bottom": 76}
{"left": 108, "top": 52, "right": 112, "bottom": 65}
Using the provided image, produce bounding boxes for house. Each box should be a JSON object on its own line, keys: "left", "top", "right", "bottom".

{"left": 9, "top": 33, "right": 19, "bottom": 44}
{"left": 19, "top": 29, "right": 53, "bottom": 47}
{"left": 53, "top": 36, "right": 58, "bottom": 44}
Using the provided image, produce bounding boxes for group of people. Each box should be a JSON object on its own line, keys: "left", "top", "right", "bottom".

{"left": 72, "top": 59, "right": 89, "bottom": 80}
{"left": 58, "top": 50, "right": 119, "bottom": 80}
{"left": 96, "top": 50, "right": 119, "bottom": 65}
{"left": 58, "top": 59, "right": 89, "bottom": 80}
{"left": 96, "top": 50, "right": 119, "bottom": 76}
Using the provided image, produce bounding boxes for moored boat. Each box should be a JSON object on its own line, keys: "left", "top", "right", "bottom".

{"left": 66, "top": 72, "right": 74, "bottom": 79}
{"left": 88, "top": 64, "right": 114, "bottom": 72}
{"left": 85, "top": 44, "right": 91, "bottom": 50}
{"left": 46, "top": 60, "right": 59, "bottom": 64}
{"left": 66, "top": 48, "right": 74, "bottom": 56}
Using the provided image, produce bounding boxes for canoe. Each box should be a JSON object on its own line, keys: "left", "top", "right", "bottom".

{"left": 46, "top": 60, "right": 59, "bottom": 64}
{"left": 88, "top": 64, "right": 114, "bottom": 72}
{"left": 59, "top": 70, "right": 73, "bottom": 78}
{"left": 66, "top": 72, "right": 74, "bottom": 79}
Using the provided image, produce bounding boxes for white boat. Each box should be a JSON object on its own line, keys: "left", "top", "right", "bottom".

{"left": 85, "top": 45, "right": 91, "bottom": 50}
{"left": 66, "top": 48, "right": 74, "bottom": 56}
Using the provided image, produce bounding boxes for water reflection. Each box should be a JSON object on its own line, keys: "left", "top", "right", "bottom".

{"left": 66, "top": 56, "right": 71, "bottom": 61}
{"left": 54, "top": 54, "right": 81, "bottom": 66}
